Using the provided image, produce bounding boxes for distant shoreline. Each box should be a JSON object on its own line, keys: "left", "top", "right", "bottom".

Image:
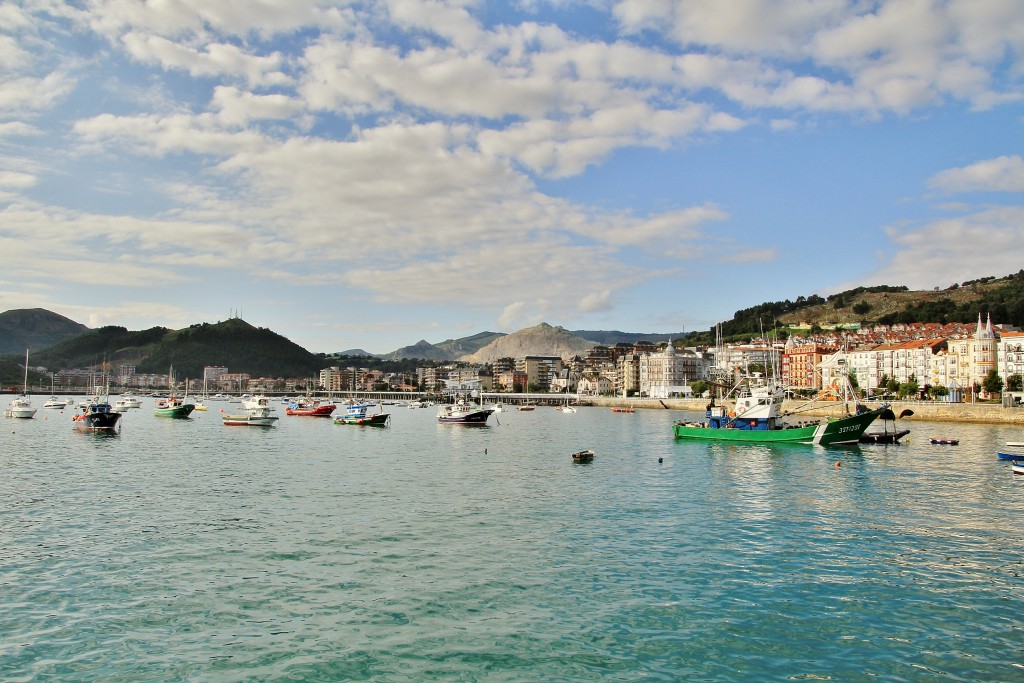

{"left": 589, "top": 396, "right": 1024, "bottom": 425}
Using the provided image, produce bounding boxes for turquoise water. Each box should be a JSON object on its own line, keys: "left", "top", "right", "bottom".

{"left": 3, "top": 403, "right": 1023, "bottom": 681}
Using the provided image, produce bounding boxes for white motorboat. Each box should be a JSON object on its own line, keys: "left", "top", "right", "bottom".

{"left": 6, "top": 394, "right": 36, "bottom": 419}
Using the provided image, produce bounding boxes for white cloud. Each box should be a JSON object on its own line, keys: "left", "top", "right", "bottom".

{"left": 498, "top": 301, "right": 528, "bottom": 330}
{"left": 867, "top": 206, "right": 1024, "bottom": 289}
{"left": 4, "top": 0, "right": 1023, "bottom": 347}
{"left": 210, "top": 86, "right": 305, "bottom": 126}
{"left": 0, "top": 121, "right": 42, "bottom": 138}
{"left": 595, "top": 204, "right": 729, "bottom": 248}
{"left": 617, "top": 0, "right": 1024, "bottom": 114}
{"left": 578, "top": 289, "right": 614, "bottom": 313}
{"left": 0, "top": 73, "right": 76, "bottom": 117}
{"left": 0, "top": 172, "right": 37, "bottom": 189}
{"left": 84, "top": 0, "right": 351, "bottom": 40}
{"left": 121, "top": 33, "right": 290, "bottom": 87}
{"left": 929, "top": 156, "right": 1024, "bottom": 193}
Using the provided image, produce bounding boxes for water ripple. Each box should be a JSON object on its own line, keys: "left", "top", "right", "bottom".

{"left": 2, "top": 409, "right": 1022, "bottom": 679}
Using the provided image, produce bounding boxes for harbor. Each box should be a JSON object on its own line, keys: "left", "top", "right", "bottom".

{"left": 2, "top": 402, "right": 1023, "bottom": 680}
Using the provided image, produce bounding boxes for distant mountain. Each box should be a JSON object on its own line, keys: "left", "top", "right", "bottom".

{"left": 30, "top": 317, "right": 325, "bottom": 379}
{"left": 338, "top": 349, "right": 373, "bottom": 357}
{"left": 462, "top": 323, "right": 596, "bottom": 364}
{"left": 383, "top": 331, "right": 505, "bottom": 360}
{"left": 0, "top": 308, "right": 90, "bottom": 355}
{"left": 571, "top": 330, "right": 687, "bottom": 345}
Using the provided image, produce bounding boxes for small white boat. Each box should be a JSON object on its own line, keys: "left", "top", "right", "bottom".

{"left": 42, "top": 374, "right": 67, "bottom": 409}
{"left": 223, "top": 396, "right": 279, "bottom": 427}
{"left": 117, "top": 396, "right": 142, "bottom": 409}
{"left": 5, "top": 350, "right": 36, "bottom": 418}
{"left": 1012, "top": 461, "right": 1024, "bottom": 476}
{"left": 78, "top": 393, "right": 101, "bottom": 409}
{"left": 5, "top": 395, "right": 36, "bottom": 419}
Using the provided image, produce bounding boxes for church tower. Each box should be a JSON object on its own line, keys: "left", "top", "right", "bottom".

{"left": 971, "top": 312, "right": 996, "bottom": 387}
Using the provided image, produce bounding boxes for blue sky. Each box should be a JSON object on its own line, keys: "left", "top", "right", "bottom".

{"left": 2, "top": 1, "right": 1023, "bottom": 354}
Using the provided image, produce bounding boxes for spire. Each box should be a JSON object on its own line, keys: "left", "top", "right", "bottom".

{"left": 986, "top": 312, "right": 993, "bottom": 336}
{"left": 977, "top": 312, "right": 983, "bottom": 338}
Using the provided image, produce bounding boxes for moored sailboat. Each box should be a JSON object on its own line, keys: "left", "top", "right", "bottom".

{"left": 5, "top": 350, "right": 36, "bottom": 419}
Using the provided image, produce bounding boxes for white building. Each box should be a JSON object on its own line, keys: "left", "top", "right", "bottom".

{"left": 998, "top": 331, "right": 1024, "bottom": 387}
{"left": 578, "top": 374, "right": 612, "bottom": 396}
{"left": 640, "top": 343, "right": 707, "bottom": 399}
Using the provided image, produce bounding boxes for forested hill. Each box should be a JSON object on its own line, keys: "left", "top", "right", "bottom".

{"left": 696, "top": 271, "right": 1024, "bottom": 343}
{"left": 0, "top": 308, "right": 89, "bottom": 354}
{"left": 29, "top": 318, "right": 325, "bottom": 380}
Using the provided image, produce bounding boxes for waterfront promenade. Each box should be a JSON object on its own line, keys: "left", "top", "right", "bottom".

{"left": 12, "top": 389, "right": 1022, "bottom": 425}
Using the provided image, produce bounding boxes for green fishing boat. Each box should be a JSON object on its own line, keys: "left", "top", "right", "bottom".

{"left": 672, "top": 373, "right": 885, "bottom": 446}
{"left": 153, "top": 396, "right": 195, "bottom": 418}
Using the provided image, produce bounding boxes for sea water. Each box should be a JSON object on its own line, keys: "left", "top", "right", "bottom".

{"left": 2, "top": 403, "right": 1023, "bottom": 681}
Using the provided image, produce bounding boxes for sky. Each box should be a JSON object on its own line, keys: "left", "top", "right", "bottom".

{"left": 1, "top": 1, "right": 1023, "bottom": 354}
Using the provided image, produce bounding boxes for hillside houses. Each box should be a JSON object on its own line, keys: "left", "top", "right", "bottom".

{"left": 361, "top": 313, "right": 1020, "bottom": 400}
{"left": 788, "top": 314, "right": 1020, "bottom": 398}
{"left": 109, "top": 314, "right": 1009, "bottom": 400}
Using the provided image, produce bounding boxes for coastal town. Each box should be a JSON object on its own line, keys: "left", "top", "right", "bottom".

{"left": 25, "top": 313, "right": 1023, "bottom": 409}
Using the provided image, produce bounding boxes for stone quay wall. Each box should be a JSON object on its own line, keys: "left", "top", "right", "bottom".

{"left": 586, "top": 396, "right": 1024, "bottom": 425}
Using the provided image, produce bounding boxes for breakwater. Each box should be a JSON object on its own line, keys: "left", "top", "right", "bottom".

{"left": 586, "top": 396, "right": 1024, "bottom": 425}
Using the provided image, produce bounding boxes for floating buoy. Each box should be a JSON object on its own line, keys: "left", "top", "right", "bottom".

{"left": 835, "top": 461, "right": 841, "bottom": 468}
{"left": 658, "top": 457, "right": 663, "bottom": 463}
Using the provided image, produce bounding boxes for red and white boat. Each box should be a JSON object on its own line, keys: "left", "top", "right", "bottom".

{"left": 284, "top": 398, "right": 336, "bottom": 417}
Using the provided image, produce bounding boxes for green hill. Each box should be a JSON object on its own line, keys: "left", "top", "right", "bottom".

{"left": 0, "top": 308, "right": 89, "bottom": 355}
{"left": 25, "top": 318, "right": 325, "bottom": 381}
{"left": 692, "top": 271, "right": 1024, "bottom": 343}
{"left": 572, "top": 330, "right": 687, "bottom": 345}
